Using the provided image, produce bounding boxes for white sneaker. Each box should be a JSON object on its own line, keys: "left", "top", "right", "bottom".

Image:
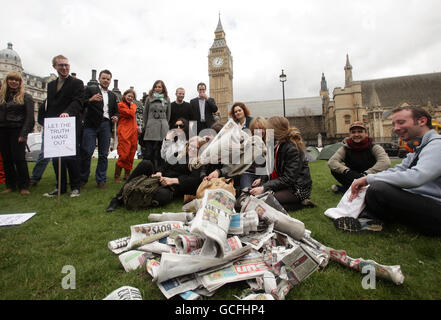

{"left": 331, "top": 184, "right": 345, "bottom": 193}
{"left": 43, "top": 189, "right": 59, "bottom": 198}
{"left": 70, "top": 189, "right": 80, "bottom": 198}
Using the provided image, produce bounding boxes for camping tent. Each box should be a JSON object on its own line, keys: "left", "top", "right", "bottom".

{"left": 317, "top": 142, "right": 343, "bottom": 160}
{"left": 305, "top": 146, "right": 320, "bottom": 162}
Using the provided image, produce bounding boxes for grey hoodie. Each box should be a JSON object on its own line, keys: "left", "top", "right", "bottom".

{"left": 366, "top": 129, "right": 441, "bottom": 203}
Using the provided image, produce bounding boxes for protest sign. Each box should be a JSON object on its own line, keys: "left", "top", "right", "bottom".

{"left": 0, "top": 213, "right": 36, "bottom": 227}
{"left": 43, "top": 117, "right": 76, "bottom": 158}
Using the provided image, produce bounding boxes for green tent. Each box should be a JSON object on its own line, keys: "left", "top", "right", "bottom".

{"left": 317, "top": 142, "right": 343, "bottom": 160}
{"left": 305, "top": 146, "right": 320, "bottom": 162}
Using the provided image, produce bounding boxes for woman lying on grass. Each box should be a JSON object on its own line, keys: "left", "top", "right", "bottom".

{"left": 106, "top": 136, "right": 206, "bottom": 212}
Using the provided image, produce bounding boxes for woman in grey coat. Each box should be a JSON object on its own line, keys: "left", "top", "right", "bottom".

{"left": 142, "top": 80, "right": 171, "bottom": 171}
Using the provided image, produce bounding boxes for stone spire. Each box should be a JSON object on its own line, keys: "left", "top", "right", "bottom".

{"left": 369, "top": 83, "right": 381, "bottom": 107}
{"left": 211, "top": 14, "right": 227, "bottom": 49}
{"left": 320, "top": 73, "right": 328, "bottom": 91}
{"left": 344, "top": 54, "right": 353, "bottom": 87}
{"left": 215, "top": 12, "right": 224, "bottom": 33}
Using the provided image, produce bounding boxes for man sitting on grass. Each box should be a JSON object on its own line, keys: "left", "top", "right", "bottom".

{"left": 328, "top": 121, "right": 390, "bottom": 194}
{"left": 346, "top": 106, "right": 441, "bottom": 235}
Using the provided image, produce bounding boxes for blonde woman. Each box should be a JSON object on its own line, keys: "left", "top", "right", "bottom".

{"left": 250, "top": 116, "right": 313, "bottom": 211}
{"left": 240, "top": 116, "right": 268, "bottom": 189}
{"left": 0, "top": 72, "right": 35, "bottom": 195}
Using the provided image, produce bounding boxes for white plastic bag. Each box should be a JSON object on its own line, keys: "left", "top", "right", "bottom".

{"left": 324, "top": 185, "right": 368, "bottom": 220}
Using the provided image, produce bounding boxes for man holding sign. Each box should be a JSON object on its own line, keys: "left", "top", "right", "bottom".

{"left": 42, "top": 55, "right": 84, "bottom": 198}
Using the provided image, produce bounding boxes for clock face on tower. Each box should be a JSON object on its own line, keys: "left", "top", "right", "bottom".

{"left": 212, "top": 57, "right": 224, "bottom": 67}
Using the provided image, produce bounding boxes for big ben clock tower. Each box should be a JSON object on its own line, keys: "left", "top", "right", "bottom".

{"left": 208, "top": 15, "right": 233, "bottom": 123}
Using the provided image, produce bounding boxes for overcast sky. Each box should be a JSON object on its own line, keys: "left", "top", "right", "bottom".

{"left": 4, "top": 0, "right": 441, "bottom": 104}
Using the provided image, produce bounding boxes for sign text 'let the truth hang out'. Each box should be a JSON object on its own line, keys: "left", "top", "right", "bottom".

{"left": 43, "top": 117, "right": 76, "bottom": 158}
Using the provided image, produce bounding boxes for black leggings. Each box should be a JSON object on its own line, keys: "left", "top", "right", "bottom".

{"left": 273, "top": 189, "right": 303, "bottom": 212}
{"left": 0, "top": 127, "right": 30, "bottom": 190}
{"left": 331, "top": 169, "right": 364, "bottom": 191}
{"left": 115, "top": 159, "right": 178, "bottom": 207}
{"left": 366, "top": 181, "right": 441, "bottom": 236}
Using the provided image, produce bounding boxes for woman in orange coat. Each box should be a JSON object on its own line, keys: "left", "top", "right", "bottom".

{"left": 115, "top": 89, "right": 138, "bottom": 182}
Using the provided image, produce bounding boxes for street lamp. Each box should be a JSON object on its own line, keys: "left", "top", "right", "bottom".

{"left": 279, "top": 69, "right": 287, "bottom": 117}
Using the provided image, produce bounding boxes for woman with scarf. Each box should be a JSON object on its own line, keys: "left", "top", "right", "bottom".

{"left": 142, "top": 80, "right": 171, "bottom": 172}
{"left": 0, "top": 72, "right": 34, "bottom": 195}
{"left": 328, "top": 121, "right": 390, "bottom": 193}
{"left": 250, "top": 116, "right": 313, "bottom": 211}
{"left": 115, "top": 88, "right": 138, "bottom": 182}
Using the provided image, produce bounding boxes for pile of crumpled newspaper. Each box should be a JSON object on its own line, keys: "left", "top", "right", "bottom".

{"left": 106, "top": 189, "right": 405, "bottom": 300}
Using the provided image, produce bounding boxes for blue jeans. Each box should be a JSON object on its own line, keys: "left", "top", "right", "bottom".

{"left": 80, "top": 120, "right": 111, "bottom": 185}
{"left": 30, "top": 134, "right": 50, "bottom": 183}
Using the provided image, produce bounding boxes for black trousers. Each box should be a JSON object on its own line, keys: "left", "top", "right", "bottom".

{"left": 273, "top": 189, "right": 306, "bottom": 212}
{"left": 331, "top": 169, "right": 364, "bottom": 191}
{"left": 115, "top": 159, "right": 177, "bottom": 206}
{"left": 365, "top": 181, "right": 441, "bottom": 236}
{"left": 142, "top": 140, "right": 164, "bottom": 171}
{"left": 52, "top": 153, "right": 81, "bottom": 193}
{"left": 0, "top": 127, "right": 30, "bottom": 190}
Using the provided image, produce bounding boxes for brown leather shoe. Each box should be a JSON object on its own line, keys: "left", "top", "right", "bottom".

{"left": 29, "top": 181, "right": 37, "bottom": 187}
{"left": 97, "top": 183, "right": 106, "bottom": 189}
{"left": 1, "top": 188, "right": 14, "bottom": 194}
{"left": 20, "top": 189, "right": 30, "bottom": 195}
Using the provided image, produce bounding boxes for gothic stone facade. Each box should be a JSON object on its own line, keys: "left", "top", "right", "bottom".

{"left": 322, "top": 55, "right": 441, "bottom": 144}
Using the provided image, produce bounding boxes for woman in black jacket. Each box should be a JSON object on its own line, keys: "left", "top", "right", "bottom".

{"left": 106, "top": 136, "right": 207, "bottom": 212}
{"left": 0, "top": 72, "right": 35, "bottom": 195}
{"left": 250, "top": 116, "right": 313, "bottom": 211}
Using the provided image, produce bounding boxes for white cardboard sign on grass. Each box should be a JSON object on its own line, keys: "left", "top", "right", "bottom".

{"left": 0, "top": 213, "right": 36, "bottom": 227}
{"left": 44, "top": 117, "right": 76, "bottom": 158}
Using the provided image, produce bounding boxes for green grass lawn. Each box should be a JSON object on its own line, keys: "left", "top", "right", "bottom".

{"left": 0, "top": 159, "right": 440, "bottom": 300}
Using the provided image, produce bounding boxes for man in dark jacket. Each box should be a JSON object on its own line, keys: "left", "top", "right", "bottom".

{"left": 43, "top": 55, "right": 84, "bottom": 198}
{"left": 79, "top": 70, "right": 118, "bottom": 189}
{"left": 189, "top": 83, "right": 218, "bottom": 135}
{"left": 169, "top": 87, "right": 192, "bottom": 127}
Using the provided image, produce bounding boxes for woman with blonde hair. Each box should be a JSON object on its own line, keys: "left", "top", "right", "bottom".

{"left": 0, "top": 72, "right": 35, "bottom": 195}
{"left": 115, "top": 88, "right": 138, "bottom": 182}
{"left": 240, "top": 116, "right": 268, "bottom": 189}
{"left": 250, "top": 116, "right": 313, "bottom": 211}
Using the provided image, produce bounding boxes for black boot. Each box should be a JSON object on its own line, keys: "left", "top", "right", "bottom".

{"left": 106, "top": 197, "right": 120, "bottom": 212}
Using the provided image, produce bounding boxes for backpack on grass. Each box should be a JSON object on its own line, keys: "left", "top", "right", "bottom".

{"left": 120, "top": 175, "right": 161, "bottom": 210}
